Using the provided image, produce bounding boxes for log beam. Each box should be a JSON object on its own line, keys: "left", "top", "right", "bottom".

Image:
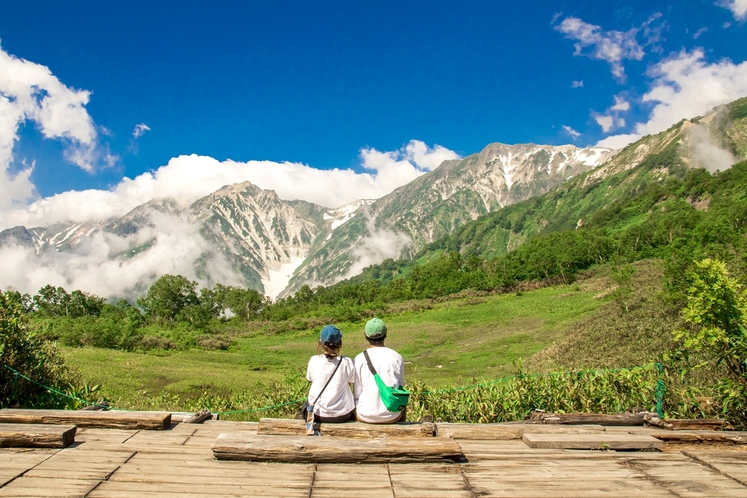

{"left": 257, "top": 418, "right": 436, "bottom": 438}
{"left": 0, "top": 423, "right": 76, "bottom": 448}
{"left": 0, "top": 409, "right": 171, "bottom": 430}
{"left": 212, "top": 433, "right": 464, "bottom": 463}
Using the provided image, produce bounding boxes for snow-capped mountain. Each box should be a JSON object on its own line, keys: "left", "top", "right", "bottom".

{"left": 0, "top": 142, "right": 614, "bottom": 299}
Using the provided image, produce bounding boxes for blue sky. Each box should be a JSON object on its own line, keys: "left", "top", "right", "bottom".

{"left": 0, "top": 0, "right": 746, "bottom": 222}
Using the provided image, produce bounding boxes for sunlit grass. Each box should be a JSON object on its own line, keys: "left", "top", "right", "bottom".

{"left": 63, "top": 282, "right": 606, "bottom": 406}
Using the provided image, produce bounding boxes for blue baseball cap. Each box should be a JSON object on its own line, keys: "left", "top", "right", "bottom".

{"left": 320, "top": 325, "right": 343, "bottom": 345}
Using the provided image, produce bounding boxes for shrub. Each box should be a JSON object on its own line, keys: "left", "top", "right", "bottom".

{"left": 0, "top": 291, "right": 73, "bottom": 408}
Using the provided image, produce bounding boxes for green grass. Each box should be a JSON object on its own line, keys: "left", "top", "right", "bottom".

{"left": 63, "top": 282, "right": 606, "bottom": 407}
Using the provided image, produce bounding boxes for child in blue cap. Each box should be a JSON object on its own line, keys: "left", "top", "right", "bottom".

{"left": 305, "top": 325, "right": 356, "bottom": 423}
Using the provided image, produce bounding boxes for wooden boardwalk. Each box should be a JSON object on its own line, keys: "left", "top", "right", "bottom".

{"left": 1, "top": 420, "right": 746, "bottom": 497}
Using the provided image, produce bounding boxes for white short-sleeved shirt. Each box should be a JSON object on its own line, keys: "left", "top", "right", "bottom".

{"left": 354, "top": 347, "right": 405, "bottom": 423}
{"left": 306, "top": 355, "right": 355, "bottom": 418}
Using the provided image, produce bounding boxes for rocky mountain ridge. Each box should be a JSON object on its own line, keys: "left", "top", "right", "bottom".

{"left": 1, "top": 142, "right": 616, "bottom": 298}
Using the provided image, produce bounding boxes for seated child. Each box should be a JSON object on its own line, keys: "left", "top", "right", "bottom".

{"left": 306, "top": 325, "right": 356, "bottom": 423}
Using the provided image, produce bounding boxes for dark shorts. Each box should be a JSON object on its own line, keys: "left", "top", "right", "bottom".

{"left": 314, "top": 410, "right": 355, "bottom": 423}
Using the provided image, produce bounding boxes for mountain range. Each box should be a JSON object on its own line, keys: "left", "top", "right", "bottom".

{"left": 2, "top": 97, "right": 746, "bottom": 299}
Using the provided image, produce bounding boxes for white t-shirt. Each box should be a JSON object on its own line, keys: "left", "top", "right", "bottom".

{"left": 306, "top": 355, "right": 355, "bottom": 418}
{"left": 354, "top": 347, "right": 405, "bottom": 423}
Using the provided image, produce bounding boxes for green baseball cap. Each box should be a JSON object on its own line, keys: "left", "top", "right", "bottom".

{"left": 365, "top": 318, "right": 387, "bottom": 339}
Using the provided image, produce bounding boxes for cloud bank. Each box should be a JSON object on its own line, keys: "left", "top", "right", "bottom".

{"left": 0, "top": 211, "right": 243, "bottom": 299}
{"left": 0, "top": 44, "right": 106, "bottom": 209}
{"left": 0, "top": 140, "right": 459, "bottom": 231}
{"left": 597, "top": 49, "right": 747, "bottom": 148}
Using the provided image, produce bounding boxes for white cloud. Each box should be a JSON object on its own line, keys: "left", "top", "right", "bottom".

{"left": 0, "top": 211, "right": 242, "bottom": 298}
{"left": 403, "top": 140, "right": 459, "bottom": 170}
{"left": 0, "top": 44, "right": 107, "bottom": 209}
{"left": 693, "top": 27, "right": 708, "bottom": 40}
{"left": 562, "top": 125, "right": 581, "bottom": 140}
{"left": 717, "top": 0, "right": 747, "bottom": 20}
{"left": 689, "top": 123, "right": 738, "bottom": 173}
{"left": 571, "top": 80, "right": 584, "bottom": 88}
{"left": 597, "top": 49, "right": 747, "bottom": 148}
{"left": 594, "top": 115, "right": 615, "bottom": 133}
{"left": 610, "top": 96, "right": 630, "bottom": 111}
{"left": 132, "top": 123, "right": 150, "bottom": 139}
{"left": 596, "top": 133, "right": 641, "bottom": 149}
{"left": 0, "top": 139, "right": 459, "bottom": 230}
{"left": 555, "top": 16, "right": 659, "bottom": 80}
{"left": 593, "top": 94, "right": 630, "bottom": 134}
{"left": 344, "top": 217, "right": 412, "bottom": 279}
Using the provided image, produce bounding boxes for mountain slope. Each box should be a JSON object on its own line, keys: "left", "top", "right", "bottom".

{"left": 285, "top": 143, "right": 613, "bottom": 294}
{"left": 362, "top": 97, "right": 747, "bottom": 275}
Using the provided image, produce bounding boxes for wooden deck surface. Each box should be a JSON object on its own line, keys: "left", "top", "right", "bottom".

{"left": 1, "top": 420, "right": 746, "bottom": 497}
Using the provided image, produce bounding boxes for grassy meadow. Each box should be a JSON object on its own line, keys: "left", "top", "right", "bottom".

{"left": 63, "top": 282, "right": 606, "bottom": 409}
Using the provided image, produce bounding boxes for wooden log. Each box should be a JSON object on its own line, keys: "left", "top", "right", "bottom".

{"left": 643, "top": 413, "right": 673, "bottom": 430}
{"left": 664, "top": 419, "right": 726, "bottom": 431}
{"left": 649, "top": 431, "right": 746, "bottom": 445}
{"left": 257, "top": 418, "right": 436, "bottom": 438}
{"left": 0, "top": 409, "right": 171, "bottom": 430}
{"left": 0, "top": 423, "right": 76, "bottom": 448}
{"left": 522, "top": 433, "right": 663, "bottom": 450}
{"left": 212, "top": 433, "right": 464, "bottom": 463}
{"left": 546, "top": 412, "right": 649, "bottom": 426}
{"left": 182, "top": 409, "right": 212, "bottom": 424}
{"left": 80, "top": 402, "right": 110, "bottom": 411}
{"left": 436, "top": 423, "right": 605, "bottom": 440}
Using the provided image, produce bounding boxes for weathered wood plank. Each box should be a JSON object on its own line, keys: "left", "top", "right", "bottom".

{"left": 181, "top": 409, "right": 212, "bottom": 424}
{"left": 649, "top": 431, "right": 747, "bottom": 445}
{"left": 0, "top": 409, "right": 170, "bottom": 430}
{"left": 522, "top": 433, "right": 662, "bottom": 450}
{"left": 436, "top": 423, "right": 605, "bottom": 440}
{"left": 89, "top": 481, "right": 310, "bottom": 497}
{"left": 546, "top": 412, "right": 648, "bottom": 426}
{"left": 665, "top": 419, "right": 727, "bottom": 430}
{"left": 0, "top": 424, "right": 76, "bottom": 448}
{"left": 683, "top": 450, "right": 747, "bottom": 485}
{"left": 0, "top": 477, "right": 100, "bottom": 497}
{"left": 212, "top": 433, "right": 464, "bottom": 463}
{"left": 258, "top": 418, "right": 436, "bottom": 438}
{"left": 626, "top": 456, "right": 747, "bottom": 496}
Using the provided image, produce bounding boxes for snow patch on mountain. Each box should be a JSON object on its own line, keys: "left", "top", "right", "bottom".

{"left": 262, "top": 254, "right": 307, "bottom": 300}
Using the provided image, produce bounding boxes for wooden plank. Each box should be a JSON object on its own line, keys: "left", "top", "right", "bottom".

{"left": 666, "top": 418, "right": 726, "bottom": 430}
{"left": 89, "top": 481, "right": 310, "bottom": 497}
{"left": 626, "top": 456, "right": 747, "bottom": 497}
{"left": 522, "top": 433, "right": 662, "bottom": 450}
{"left": 437, "top": 423, "right": 605, "bottom": 440}
{"left": 258, "top": 418, "right": 436, "bottom": 438}
{"left": 548, "top": 412, "right": 648, "bottom": 426}
{"left": 0, "top": 477, "right": 99, "bottom": 497}
{"left": 212, "top": 433, "right": 464, "bottom": 463}
{"left": 0, "top": 409, "right": 170, "bottom": 430}
{"left": 0, "top": 424, "right": 76, "bottom": 448}
{"left": 649, "top": 431, "right": 747, "bottom": 445}
{"left": 683, "top": 450, "right": 747, "bottom": 485}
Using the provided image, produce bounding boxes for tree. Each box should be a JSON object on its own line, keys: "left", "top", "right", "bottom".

{"left": 137, "top": 274, "right": 200, "bottom": 323}
{"left": 675, "top": 259, "right": 747, "bottom": 380}
{"left": 675, "top": 259, "right": 747, "bottom": 424}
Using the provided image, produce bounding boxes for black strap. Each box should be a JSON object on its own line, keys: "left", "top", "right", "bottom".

{"left": 363, "top": 350, "right": 377, "bottom": 375}
{"left": 311, "top": 357, "right": 343, "bottom": 405}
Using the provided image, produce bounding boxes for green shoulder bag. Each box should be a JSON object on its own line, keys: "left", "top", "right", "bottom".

{"left": 362, "top": 350, "right": 409, "bottom": 412}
